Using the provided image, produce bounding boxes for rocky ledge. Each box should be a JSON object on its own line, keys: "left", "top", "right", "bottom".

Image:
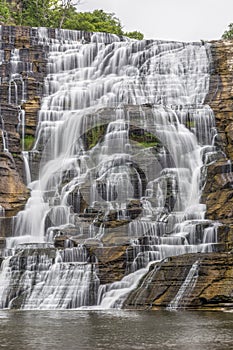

{"left": 124, "top": 252, "right": 233, "bottom": 310}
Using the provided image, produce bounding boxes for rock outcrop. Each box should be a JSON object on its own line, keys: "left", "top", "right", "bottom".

{"left": 0, "top": 25, "right": 49, "bottom": 219}
{"left": 203, "top": 40, "right": 233, "bottom": 224}
{"left": 124, "top": 252, "right": 233, "bottom": 310}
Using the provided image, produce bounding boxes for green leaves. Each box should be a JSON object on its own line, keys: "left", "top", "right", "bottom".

{"left": 0, "top": 1, "right": 144, "bottom": 40}
{"left": 62, "top": 9, "right": 124, "bottom": 35}
{"left": 0, "top": 1, "right": 11, "bottom": 24}
{"left": 62, "top": 9, "right": 144, "bottom": 39}
{"left": 222, "top": 23, "right": 233, "bottom": 39}
{"left": 124, "top": 31, "right": 144, "bottom": 40}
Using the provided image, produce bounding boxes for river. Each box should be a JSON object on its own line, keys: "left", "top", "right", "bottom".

{"left": 0, "top": 310, "right": 232, "bottom": 349}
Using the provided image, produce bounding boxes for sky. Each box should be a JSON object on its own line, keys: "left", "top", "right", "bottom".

{"left": 79, "top": 0, "right": 233, "bottom": 42}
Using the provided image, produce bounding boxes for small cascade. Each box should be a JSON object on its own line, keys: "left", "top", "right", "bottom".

{"left": 1, "top": 129, "right": 9, "bottom": 152}
{"left": 97, "top": 268, "right": 148, "bottom": 309}
{"left": 18, "top": 108, "right": 26, "bottom": 151}
{"left": 0, "top": 29, "right": 223, "bottom": 309}
{"left": 22, "top": 151, "right": 32, "bottom": 185}
{"left": 0, "top": 113, "right": 9, "bottom": 152}
{"left": 0, "top": 30, "right": 32, "bottom": 160}
{"left": 167, "top": 260, "right": 199, "bottom": 310}
{"left": 126, "top": 220, "right": 220, "bottom": 272}
{"left": 0, "top": 205, "right": 5, "bottom": 217}
{"left": 8, "top": 49, "right": 28, "bottom": 105}
{"left": 0, "top": 245, "right": 99, "bottom": 309}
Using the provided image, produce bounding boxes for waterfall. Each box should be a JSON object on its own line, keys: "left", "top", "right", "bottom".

{"left": 0, "top": 28, "right": 222, "bottom": 309}
{"left": 167, "top": 260, "right": 199, "bottom": 310}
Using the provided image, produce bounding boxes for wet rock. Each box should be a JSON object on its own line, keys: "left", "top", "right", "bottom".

{"left": 203, "top": 41, "right": 233, "bottom": 229}
{"left": 0, "top": 25, "right": 48, "bottom": 221}
{"left": 90, "top": 245, "right": 128, "bottom": 284}
{"left": 124, "top": 252, "right": 233, "bottom": 310}
{"left": 0, "top": 152, "right": 29, "bottom": 216}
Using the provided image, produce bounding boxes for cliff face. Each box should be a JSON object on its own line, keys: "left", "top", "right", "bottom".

{"left": 202, "top": 41, "right": 233, "bottom": 225}
{"left": 124, "top": 252, "right": 233, "bottom": 310}
{"left": 1, "top": 27, "right": 233, "bottom": 309}
{"left": 0, "top": 25, "right": 49, "bottom": 222}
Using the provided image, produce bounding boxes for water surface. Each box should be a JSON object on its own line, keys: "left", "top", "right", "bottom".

{"left": 0, "top": 310, "right": 233, "bottom": 350}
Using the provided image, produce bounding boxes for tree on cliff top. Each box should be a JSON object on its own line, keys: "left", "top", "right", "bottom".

{"left": 0, "top": 0, "right": 12, "bottom": 24}
{"left": 62, "top": 9, "right": 124, "bottom": 35}
{"left": 222, "top": 23, "right": 233, "bottom": 39}
{"left": 0, "top": 0, "right": 144, "bottom": 40}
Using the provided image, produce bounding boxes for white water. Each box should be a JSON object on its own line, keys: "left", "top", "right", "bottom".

{"left": 167, "top": 260, "right": 199, "bottom": 310}
{"left": 0, "top": 28, "right": 222, "bottom": 309}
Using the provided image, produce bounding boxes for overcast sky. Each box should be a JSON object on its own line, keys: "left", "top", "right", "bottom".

{"left": 79, "top": 0, "right": 233, "bottom": 42}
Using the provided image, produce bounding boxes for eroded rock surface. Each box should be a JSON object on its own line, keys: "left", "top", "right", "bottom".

{"left": 124, "top": 252, "right": 233, "bottom": 310}
{"left": 0, "top": 25, "right": 48, "bottom": 219}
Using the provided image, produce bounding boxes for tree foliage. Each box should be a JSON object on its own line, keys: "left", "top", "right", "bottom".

{"left": 222, "top": 23, "right": 233, "bottom": 39}
{"left": 0, "top": 0, "right": 11, "bottom": 24}
{"left": 63, "top": 10, "right": 124, "bottom": 35}
{"left": 0, "top": 1, "right": 144, "bottom": 40}
{"left": 124, "top": 31, "right": 144, "bottom": 40}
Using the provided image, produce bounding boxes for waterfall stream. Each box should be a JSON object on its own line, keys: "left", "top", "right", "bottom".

{"left": 167, "top": 260, "right": 199, "bottom": 310}
{"left": 0, "top": 28, "right": 222, "bottom": 309}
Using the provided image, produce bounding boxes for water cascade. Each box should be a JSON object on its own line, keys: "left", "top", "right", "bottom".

{"left": 0, "top": 28, "right": 222, "bottom": 309}
{"left": 167, "top": 260, "right": 199, "bottom": 310}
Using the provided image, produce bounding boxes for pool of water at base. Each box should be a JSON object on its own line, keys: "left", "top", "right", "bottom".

{"left": 0, "top": 309, "right": 233, "bottom": 350}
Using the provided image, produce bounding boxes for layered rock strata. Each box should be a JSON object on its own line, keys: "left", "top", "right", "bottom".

{"left": 203, "top": 40, "right": 233, "bottom": 224}
{"left": 124, "top": 252, "right": 233, "bottom": 310}
{"left": 0, "top": 25, "right": 49, "bottom": 218}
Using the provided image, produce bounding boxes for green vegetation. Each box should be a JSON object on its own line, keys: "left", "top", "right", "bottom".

{"left": 124, "top": 31, "right": 144, "bottom": 40}
{"left": 22, "top": 135, "right": 35, "bottom": 151}
{"left": 84, "top": 126, "right": 160, "bottom": 151}
{"left": 63, "top": 10, "right": 124, "bottom": 35}
{"left": 0, "top": 1, "right": 11, "bottom": 24}
{"left": 137, "top": 140, "right": 159, "bottom": 148}
{"left": 222, "top": 23, "right": 233, "bottom": 39}
{"left": 84, "top": 124, "right": 107, "bottom": 150}
{"left": 0, "top": 1, "right": 144, "bottom": 40}
{"left": 130, "top": 129, "right": 160, "bottom": 148}
{"left": 185, "top": 120, "right": 195, "bottom": 129}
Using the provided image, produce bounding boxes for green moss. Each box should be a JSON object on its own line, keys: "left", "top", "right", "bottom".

{"left": 83, "top": 125, "right": 161, "bottom": 151}
{"left": 185, "top": 120, "right": 195, "bottom": 128}
{"left": 130, "top": 129, "right": 160, "bottom": 148}
{"left": 84, "top": 124, "right": 107, "bottom": 150}
{"left": 11, "top": 152, "right": 20, "bottom": 157}
{"left": 137, "top": 141, "right": 159, "bottom": 148}
{"left": 21, "top": 135, "right": 35, "bottom": 151}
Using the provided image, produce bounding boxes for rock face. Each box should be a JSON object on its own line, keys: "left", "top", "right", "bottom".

{"left": 0, "top": 25, "right": 49, "bottom": 221}
{"left": 0, "top": 153, "right": 29, "bottom": 215}
{"left": 124, "top": 252, "right": 233, "bottom": 310}
{"left": 203, "top": 40, "right": 233, "bottom": 224}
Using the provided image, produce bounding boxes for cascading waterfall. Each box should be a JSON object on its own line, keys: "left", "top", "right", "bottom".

{"left": 0, "top": 28, "right": 222, "bottom": 309}
{"left": 167, "top": 260, "right": 199, "bottom": 310}
{"left": 0, "top": 32, "right": 27, "bottom": 154}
